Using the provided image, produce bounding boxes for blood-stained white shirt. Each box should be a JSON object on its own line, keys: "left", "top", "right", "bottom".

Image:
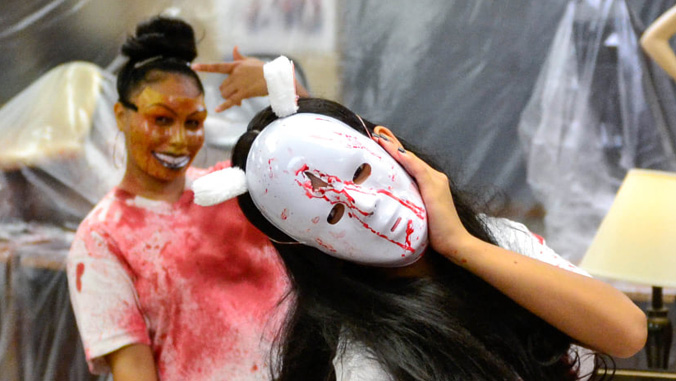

{"left": 483, "top": 216, "right": 590, "bottom": 277}
{"left": 333, "top": 216, "right": 594, "bottom": 381}
{"left": 67, "top": 163, "right": 288, "bottom": 380}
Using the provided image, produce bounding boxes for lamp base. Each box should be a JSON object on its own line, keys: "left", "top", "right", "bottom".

{"left": 646, "top": 302, "right": 672, "bottom": 369}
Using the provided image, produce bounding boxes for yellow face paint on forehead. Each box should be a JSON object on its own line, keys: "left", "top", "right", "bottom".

{"left": 135, "top": 86, "right": 206, "bottom": 115}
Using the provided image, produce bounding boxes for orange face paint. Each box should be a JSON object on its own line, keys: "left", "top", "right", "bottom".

{"left": 123, "top": 76, "right": 206, "bottom": 183}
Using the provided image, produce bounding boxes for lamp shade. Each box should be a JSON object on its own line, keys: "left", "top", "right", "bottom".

{"left": 580, "top": 169, "right": 676, "bottom": 288}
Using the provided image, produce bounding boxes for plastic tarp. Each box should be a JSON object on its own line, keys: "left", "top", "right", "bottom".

{"left": 341, "top": 0, "right": 676, "bottom": 263}
{"left": 0, "top": 62, "right": 120, "bottom": 380}
{"left": 341, "top": 0, "right": 569, "bottom": 212}
{"left": 518, "top": 0, "right": 676, "bottom": 263}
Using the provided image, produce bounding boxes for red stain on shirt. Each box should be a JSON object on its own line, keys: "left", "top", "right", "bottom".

{"left": 531, "top": 232, "right": 545, "bottom": 245}
{"left": 69, "top": 165, "right": 288, "bottom": 380}
{"left": 76, "top": 263, "right": 85, "bottom": 292}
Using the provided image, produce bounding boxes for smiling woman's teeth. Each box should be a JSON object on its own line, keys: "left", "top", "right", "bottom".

{"left": 153, "top": 152, "right": 190, "bottom": 169}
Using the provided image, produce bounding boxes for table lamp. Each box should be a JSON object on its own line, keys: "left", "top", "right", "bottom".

{"left": 581, "top": 168, "right": 676, "bottom": 369}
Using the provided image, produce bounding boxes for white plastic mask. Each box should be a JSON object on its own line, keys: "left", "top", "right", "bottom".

{"left": 246, "top": 113, "right": 428, "bottom": 267}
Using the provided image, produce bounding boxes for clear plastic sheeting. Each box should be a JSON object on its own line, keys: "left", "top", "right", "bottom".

{"left": 518, "top": 0, "right": 676, "bottom": 263}
{"left": 0, "top": 62, "right": 123, "bottom": 229}
{"left": 0, "top": 222, "right": 107, "bottom": 381}
{"left": 342, "top": 0, "right": 676, "bottom": 263}
{"left": 0, "top": 61, "right": 120, "bottom": 381}
{"left": 341, "top": 0, "right": 570, "bottom": 219}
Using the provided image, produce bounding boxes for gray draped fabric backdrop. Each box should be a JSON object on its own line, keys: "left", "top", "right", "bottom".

{"left": 341, "top": 0, "right": 676, "bottom": 263}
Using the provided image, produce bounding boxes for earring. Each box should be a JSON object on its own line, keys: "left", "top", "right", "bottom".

{"left": 112, "top": 131, "right": 126, "bottom": 169}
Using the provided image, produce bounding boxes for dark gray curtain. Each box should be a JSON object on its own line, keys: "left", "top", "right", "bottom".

{"left": 341, "top": 0, "right": 676, "bottom": 263}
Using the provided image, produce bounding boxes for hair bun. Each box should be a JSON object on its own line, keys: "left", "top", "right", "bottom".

{"left": 121, "top": 16, "right": 197, "bottom": 64}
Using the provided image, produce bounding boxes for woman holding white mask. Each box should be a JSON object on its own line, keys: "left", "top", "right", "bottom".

{"left": 194, "top": 59, "right": 647, "bottom": 380}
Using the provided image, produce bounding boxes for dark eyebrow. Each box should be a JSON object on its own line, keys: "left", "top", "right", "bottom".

{"left": 145, "top": 103, "right": 206, "bottom": 118}
{"left": 145, "top": 103, "right": 178, "bottom": 116}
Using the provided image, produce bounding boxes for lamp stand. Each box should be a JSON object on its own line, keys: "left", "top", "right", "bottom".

{"left": 646, "top": 286, "right": 672, "bottom": 369}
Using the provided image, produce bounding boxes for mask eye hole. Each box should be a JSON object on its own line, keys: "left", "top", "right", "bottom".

{"left": 352, "top": 163, "right": 371, "bottom": 184}
{"left": 327, "top": 204, "right": 345, "bottom": 224}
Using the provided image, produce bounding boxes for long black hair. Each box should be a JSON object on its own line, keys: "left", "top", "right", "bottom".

{"left": 117, "top": 16, "right": 204, "bottom": 108}
{"left": 233, "top": 98, "right": 598, "bottom": 381}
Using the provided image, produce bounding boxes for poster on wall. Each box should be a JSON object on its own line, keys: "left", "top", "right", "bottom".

{"left": 214, "top": 0, "right": 336, "bottom": 55}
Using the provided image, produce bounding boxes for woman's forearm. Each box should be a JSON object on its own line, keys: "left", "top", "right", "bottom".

{"left": 107, "top": 344, "right": 158, "bottom": 381}
{"left": 448, "top": 236, "right": 647, "bottom": 358}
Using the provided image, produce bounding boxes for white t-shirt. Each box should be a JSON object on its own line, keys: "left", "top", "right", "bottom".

{"left": 333, "top": 217, "right": 595, "bottom": 381}
{"left": 67, "top": 165, "right": 288, "bottom": 380}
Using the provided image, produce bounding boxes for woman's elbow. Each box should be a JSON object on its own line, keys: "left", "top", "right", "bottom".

{"left": 639, "top": 34, "right": 657, "bottom": 54}
{"left": 611, "top": 308, "right": 648, "bottom": 359}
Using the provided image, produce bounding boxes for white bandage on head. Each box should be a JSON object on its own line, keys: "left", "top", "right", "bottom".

{"left": 192, "top": 167, "right": 247, "bottom": 206}
{"left": 263, "top": 56, "right": 299, "bottom": 118}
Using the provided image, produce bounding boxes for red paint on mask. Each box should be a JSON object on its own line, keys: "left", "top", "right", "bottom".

{"left": 295, "top": 164, "right": 309, "bottom": 176}
{"left": 315, "top": 238, "right": 336, "bottom": 252}
{"left": 405, "top": 220, "right": 414, "bottom": 249}
{"left": 291, "top": 167, "right": 423, "bottom": 252}
{"left": 299, "top": 168, "right": 424, "bottom": 219}
{"left": 377, "top": 189, "right": 426, "bottom": 219}
{"left": 268, "top": 158, "right": 276, "bottom": 178}
{"left": 330, "top": 131, "right": 383, "bottom": 159}
{"left": 351, "top": 215, "right": 416, "bottom": 253}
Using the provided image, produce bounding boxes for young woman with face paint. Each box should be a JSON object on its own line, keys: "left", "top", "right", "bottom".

{"left": 207, "top": 97, "right": 646, "bottom": 381}
{"left": 66, "top": 17, "right": 288, "bottom": 381}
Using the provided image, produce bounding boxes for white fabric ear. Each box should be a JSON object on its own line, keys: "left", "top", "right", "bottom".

{"left": 264, "top": 56, "right": 298, "bottom": 117}
{"left": 191, "top": 167, "right": 247, "bottom": 206}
